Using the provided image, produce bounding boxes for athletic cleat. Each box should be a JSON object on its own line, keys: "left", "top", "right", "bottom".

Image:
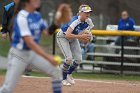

{"left": 67, "top": 74, "right": 75, "bottom": 85}
{"left": 62, "top": 80, "right": 71, "bottom": 86}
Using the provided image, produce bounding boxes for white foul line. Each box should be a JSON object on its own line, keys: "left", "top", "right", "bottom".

{"left": 22, "top": 75, "right": 140, "bottom": 86}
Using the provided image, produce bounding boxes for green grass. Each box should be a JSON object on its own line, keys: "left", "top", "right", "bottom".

{"left": 73, "top": 72, "right": 140, "bottom": 81}
{"left": 0, "top": 38, "right": 10, "bottom": 57}
{"left": 0, "top": 69, "right": 140, "bottom": 81}
{"left": 0, "top": 69, "right": 6, "bottom": 75}
{"left": 0, "top": 34, "right": 53, "bottom": 57}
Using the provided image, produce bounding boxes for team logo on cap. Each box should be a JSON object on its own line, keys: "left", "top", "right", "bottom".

{"left": 85, "top": 6, "right": 91, "bottom": 11}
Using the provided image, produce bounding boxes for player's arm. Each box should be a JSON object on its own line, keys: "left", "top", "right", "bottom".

{"left": 41, "top": 19, "right": 58, "bottom": 36}
{"left": 1, "top": 8, "right": 8, "bottom": 39}
{"left": 1, "top": 8, "right": 8, "bottom": 34}
{"left": 48, "top": 22, "right": 59, "bottom": 35}
{"left": 42, "top": 23, "right": 59, "bottom": 36}
{"left": 23, "top": 36, "right": 58, "bottom": 66}
{"left": 65, "top": 27, "right": 90, "bottom": 41}
{"left": 65, "top": 18, "right": 90, "bottom": 40}
{"left": 40, "top": 20, "right": 52, "bottom": 36}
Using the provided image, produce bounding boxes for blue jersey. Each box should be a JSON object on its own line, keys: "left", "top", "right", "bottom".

{"left": 61, "top": 16, "right": 94, "bottom": 35}
{"left": 118, "top": 17, "right": 135, "bottom": 31}
{"left": 12, "top": 10, "right": 47, "bottom": 50}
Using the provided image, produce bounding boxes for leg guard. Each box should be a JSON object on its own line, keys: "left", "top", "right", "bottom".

{"left": 52, "top": 80, "right": 62, "bottom": 93}
{"left": 68, "top": 60, "right": 81, "bottom": 74}
{"left": 62, "top": 60, "right": 72, "bottom": 80}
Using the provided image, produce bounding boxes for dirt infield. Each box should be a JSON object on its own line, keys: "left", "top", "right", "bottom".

{"left": 0, "top": 76, "right": 140, "bottom": 93}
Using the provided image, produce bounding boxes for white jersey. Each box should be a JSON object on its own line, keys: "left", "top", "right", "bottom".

{"left": 61, "top": 16, "right": 94, "bottom": 35}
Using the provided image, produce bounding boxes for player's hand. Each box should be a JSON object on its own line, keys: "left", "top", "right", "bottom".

{"left": 47, "top": 55, "right": 58, "bottom": 66}
{"left": 79, "top": 34, "right": 91, "bottom": 43}
{"left": 2, "top": 33, "right": 7, "bottom": 39}
{"left": 46, "top": 55, "right": 62, "bottom": 66}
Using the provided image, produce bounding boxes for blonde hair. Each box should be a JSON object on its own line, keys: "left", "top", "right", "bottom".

{"left": 56, "top": 4, "right": 72, "bottom": 24}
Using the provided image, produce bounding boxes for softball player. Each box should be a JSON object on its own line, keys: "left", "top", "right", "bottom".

{"left": 0, "top": 0, "right": 62, "bottom": 93}
{"left": 57, "top": 4, "right": 94, "bottom": 86}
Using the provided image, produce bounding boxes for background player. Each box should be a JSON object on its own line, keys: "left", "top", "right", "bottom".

{"left": 57, "top": 4, "right": 94, "bottom": 86}
{"left": 47, "top": 3, "right": 72, "bottom": 35}
{"left": 0, "top": 0, "right": 62, "bottom": 93}
{"left": 1, "top": 0, "right": 19, "bottom": 41}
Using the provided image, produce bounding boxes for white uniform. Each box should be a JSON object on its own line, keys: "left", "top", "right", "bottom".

{"left": 57, "top": 16, "right": 94, "bottom": 80}
{"left": 0, "top": 10, "right": 62, "bottom": 93}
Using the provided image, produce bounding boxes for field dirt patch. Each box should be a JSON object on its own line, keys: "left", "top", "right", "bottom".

{"left": 0, "top": 76, "right": 140, "bottom": 93}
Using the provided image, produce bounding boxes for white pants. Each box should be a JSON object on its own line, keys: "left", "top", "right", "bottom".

{"left": 0, "top": 47, "right": 62, "bottom": 93}
{"left": 57, "top": 30, "right": 82, "bottom": 64}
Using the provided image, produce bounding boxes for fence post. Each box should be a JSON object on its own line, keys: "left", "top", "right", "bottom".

{"left": 52, "top": 33, "right": 56, "bottom": 55}
{"left": 120, "top": 36, "right": 124, "bottom": 75}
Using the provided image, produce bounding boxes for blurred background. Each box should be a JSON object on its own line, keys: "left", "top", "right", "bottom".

{"left": 0, "top": 0, "right": 140, "bottom": 77}
{"left": 0, "top": 0, "right": 140, "bottom": 29}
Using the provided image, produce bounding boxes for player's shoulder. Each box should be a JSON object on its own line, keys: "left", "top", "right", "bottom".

{"left": 4, "top": 2, "right": 15, "bottom": 11}
{"left": 128, "top": 17, "right": 133, "bottom": 20}
{"left": 71, "top": 16, "right": 80, "bottom": 22}
{"left": 34, "top": 11, "right": 41, "bottom": 16}
{"left": 118, "top": 18, "right": 123, "bottom": 23}
{"left": 19, "top": 10, "right": 29, "bottom": 17}
{"left": 128, "top": 17, "right": 135, "bottom": 22}
{"left": 18, "top": 10, "right": 41, "bottom": 17}
{"left": 67, "top": 16, "right": 79, "bottom": 25}
{"left": 34, "top": 11, "right": 42, "bottom": 19}
{"left": 69, "top": 16, "right": 80, "bottom": 25}
{"left": 16, "top": 10, "right": 29, "bottom": 21}
{"left": 72, "top": 16, "right": 79, "bottom": 20}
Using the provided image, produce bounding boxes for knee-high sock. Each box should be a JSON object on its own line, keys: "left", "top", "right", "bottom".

{"left": 62, "top": 63, "right": 70, "bottom": 80}
{"left": 68, "top": 61, "right": 79, "bottom": 74}
{"left": 52, "top": 80, "right": 62, "bottom": 93}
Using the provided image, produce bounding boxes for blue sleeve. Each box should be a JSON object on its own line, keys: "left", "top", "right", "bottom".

{"left": 68, "top": 16, "right": 79, "bottom": 30}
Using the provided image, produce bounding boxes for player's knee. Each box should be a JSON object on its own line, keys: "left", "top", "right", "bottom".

{"left": 51, "top": 67, "right": 62, "bottom": 80}
{"left": 75, "top": 55, "right": 82, "bottom": 65}
{"left": 65, "top": 59, "right": 73, "bottom": 65}
{"left": 75, "top": 60, "right": 82, "bottom": 65}
{"left": 62, "top": 59, "right": 72, "bottom": 71}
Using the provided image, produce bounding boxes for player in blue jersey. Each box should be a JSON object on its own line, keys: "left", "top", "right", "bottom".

{"left": 57, "top": 4, "right": 94, "bottom": 86}
{"left": 0, "top": 0, "right": 62, "bottom": 93}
